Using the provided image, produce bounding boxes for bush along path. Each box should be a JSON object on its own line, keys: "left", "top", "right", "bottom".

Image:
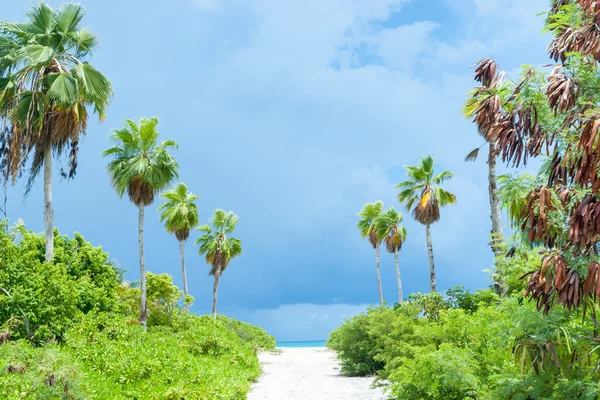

{"left": 0, "top": 222, "right": 275, "bottom": 399}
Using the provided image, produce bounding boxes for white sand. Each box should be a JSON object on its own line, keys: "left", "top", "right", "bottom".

{"left": 248, "top": 347, "right": 387, "bottom": 400}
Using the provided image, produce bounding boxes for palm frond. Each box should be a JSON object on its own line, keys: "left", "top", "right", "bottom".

{"left": 397, "top": 155, "right": 455, "bottom": 225}
{"left": 103, "top": 118, "right": 179, "bottom": 206}
{"left": 465, "top": 148, "right": 480, "bottom": 162}
{"left": 159, "top": 183, "right": 199, "bottom": 240}
{"left": 357, "top": 201, "right": 383, "bottom": 246}
{"left": 196, "top": 209, "right": 242, "bottom": 276}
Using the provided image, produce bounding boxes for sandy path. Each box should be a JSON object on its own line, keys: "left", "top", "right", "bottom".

{"left": 248, "top": 347, "right": 387, "bottom": 400}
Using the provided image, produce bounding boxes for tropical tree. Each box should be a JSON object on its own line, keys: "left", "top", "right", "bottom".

{"left": 397, "top": 156, "right": 456, "bottom": 293}
{"left": 103, "top": 117, "right": 178, "bottom": 330}
{"left": 357, "top": 201, "right": 385, "bottom": 305}
{"left": 0, "top": 3, "right": 113, "bottom": 262}
{"left": 158, "top": 183, "right": 199, "bottom": 309}
{"left": 375, "top": 207, "right": 407, "bottom": 303}
{"left": 196, "top": 209, "right": 242, "bottom": 319}
{"left": 496, "top": 173, "right": 538, "bottom": 228}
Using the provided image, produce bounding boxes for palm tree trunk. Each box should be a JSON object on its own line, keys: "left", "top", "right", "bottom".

{"left": 375, "top": 243, "right": 383, "bottom": 305}
{"left": 394, "top": 251, "right": 402, "bottom": 303}
{"left": 426, "top": 224, "right": 436, "bottom": 293}
{"left": 212, "top": 271, "right": 220, "bottom": 319}
{"left": 488, "top": 141, "right": 505, "bottom": 295}
{"left": 180, "top": 240, "right": 189, "bottom": 309}
{"left": 138, "top": 206, "right": 147, "bottom": 332}
{"left": 43, "top": 145, "right": 54, "bottom": 262}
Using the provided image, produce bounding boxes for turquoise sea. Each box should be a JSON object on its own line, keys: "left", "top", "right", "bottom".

{"left": 276, "top": 340, "right": 326, "bottom": 348}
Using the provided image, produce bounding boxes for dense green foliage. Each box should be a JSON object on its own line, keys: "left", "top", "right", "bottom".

{"left": 330, "top": 3, "right": 600, "bottom": 399}
{"left": 328, "top": 269, "right": 600, "bottom": 399}
{"left": 0, "top": 223, "right": 275, "bottom": 399}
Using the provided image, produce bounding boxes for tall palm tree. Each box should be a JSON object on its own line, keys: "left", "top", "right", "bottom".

{"left": 103, "top": 117, "right": 178, "bottom": 330}
{"left": 158, "top": 183, "right": 199, "bottom": 308}
{"left": 397, "top": 156, "right": 456, "bottom": 293}
{"left": 0, "top": 3, "right": 113, "bottom": 262}
{"left": 357, "top": 201, "right": 384, "bottom": 305}
{"left": 196, "top": 209, "right": 242, "bottom": 319}
{"left": 375, "top": 207, "right": 407, "bottom": 303}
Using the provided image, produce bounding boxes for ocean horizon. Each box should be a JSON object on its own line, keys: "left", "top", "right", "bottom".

{"left": 276, "top": 340, "right": 327, "bottom": 348}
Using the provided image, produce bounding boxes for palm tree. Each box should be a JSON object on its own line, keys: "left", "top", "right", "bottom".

{"left": 357, "top": 201, "right": 385, "bottom": 305}
{"left": 158, "top": 183, "right": 199, "bottom": 308}
{"left": 103, "top": 117, "right": 178, "bottom": 330}
{"left": 0, "top": 3, "right": 113, "bottom": 262}
{"left": 196, "top": 209, "right": 242, "bottom": 319}
{"left": 397, "top": 156, "right": 456, "bottom": 293}
{"left": 375, "top": 207, "right": 407, "bottom": 303}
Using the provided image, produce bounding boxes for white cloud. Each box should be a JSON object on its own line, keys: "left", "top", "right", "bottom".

{"left": 191, "top": 0, "right": 221, "bottom": 11}
{"left": 376, "top": 21, "right": 438, "bottom": 72}
{"left": 235, "top": 303, "right": 369, "bottom": 341}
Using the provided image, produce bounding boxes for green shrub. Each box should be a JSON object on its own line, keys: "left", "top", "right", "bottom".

{"left": 219, "top": 315, "right": 276, "bottom": 352}
{"left": 328, "top": 286, "right": 600, "bottom": 400}
{"left": 327, "top": 308, "right": 384, "bottom": 376}
{"left": 0, "top": 222, "right": 119, "bottom": 342}
{"left": 389, "top": 343, "right": 482, "bottom": 400}
{"left": 0, "top": 222, "right": 276, "bottom": 399}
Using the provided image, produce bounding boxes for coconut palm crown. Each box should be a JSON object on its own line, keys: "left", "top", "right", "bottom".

{"left": 396, "top": 155, "right": 456, "bottom": 224}
{"left": 103, "top": 117, "right": 179, "bottom": 205}
{"left": 0, "top": 3, "right": 113, "bottom": 261}
{"left": 196, "top": 209, "right": 242, "bottom": 319}
{"left": 375, "top": 208, "right": 407, "bottom": 254}
{"left": 159, "top": 183, "right": 199, "bottom": 241}
{"left": 357, "top": 201, "right": 384, "bottom": 248}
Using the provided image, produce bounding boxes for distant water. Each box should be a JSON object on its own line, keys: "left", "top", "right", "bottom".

{"left": 277, "top": 340, "right": 326, "bottom": 348}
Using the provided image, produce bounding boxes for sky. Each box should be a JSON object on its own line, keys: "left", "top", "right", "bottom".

{"left": 3, "top": 0, "right": 552, "bottom": 341}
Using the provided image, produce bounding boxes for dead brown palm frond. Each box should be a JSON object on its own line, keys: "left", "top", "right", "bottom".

{"left": 524, "top": 253, "right": 580, "bottom": 313}
{"left": 368, "top": 229, "right": 379, "bottom": 248}
{"left": 524, "top": 270, "right": 554, "bottom": 315}
{"left": 473, "top": 58, "right": 499, "bottom": 88}
{"left": 557, "top": 269, "right": 581, "bottom": 311}
{"left": 520, "top": 186, "right": 559, "bottom": 247}
{"left": 465, "top": 147, "right": 480, "bottom": 162}
{"left": 471, "top": 91, "right": 502, "bottom": 139}
{"left": 568, "top": 194, "right": 600, "bottom": 252}
{"left": 489, "top": 111, "right": 528, "bottom": 168}
{"left": 548, "top": 152, "right": 569, "bottom": 187}
{"left": 573, "top": 115, "right": 600, "bottom": 190}
{"left": 128, "top": 176, "right": 155, "bottom": 207}
{"left": 175, "top": 228, "right": 190, "bottom": 242}
{"left": 523, "top": 107, "right": 551, "bottom": 158}
{"left": 546, "top": 67, "right": 576, "bottom": 115}
{"left": 548, "top": 21, "right": 600, "bottom": 62}
{"left": 583, "top": 261, "right": 600, "bottom": 299}
{"left": 413, "top": 190, "right": 440, "bottom": 225}
{"left": 385, "top": 228, "right": 403, "bottom": 253}
{"left": 577, "top": 0, "right": 600, "bottom": 14}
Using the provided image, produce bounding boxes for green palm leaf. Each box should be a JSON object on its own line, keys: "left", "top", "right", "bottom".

{"left": 396, "top": 155, "right": 456, "bottom": 225}
{"left": 103, "top": 117, "right": 179, "bottom": 207}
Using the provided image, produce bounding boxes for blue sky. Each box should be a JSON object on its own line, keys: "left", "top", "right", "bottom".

{"left": 4, "top": 0, "right": 551, "bottom": 341}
